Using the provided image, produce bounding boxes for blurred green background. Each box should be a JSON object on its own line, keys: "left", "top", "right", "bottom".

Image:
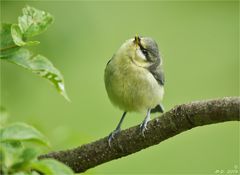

{"left": 1, "top": 1, "right": 239, "bottom": 174}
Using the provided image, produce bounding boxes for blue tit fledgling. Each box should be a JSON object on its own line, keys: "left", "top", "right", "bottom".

{"left": 104, "top": 36, "right": 165, "bottom": 144}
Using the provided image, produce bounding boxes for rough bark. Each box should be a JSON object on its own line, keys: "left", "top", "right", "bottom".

{"left": 39, "top": 97, "right": 240, "bottom": 173}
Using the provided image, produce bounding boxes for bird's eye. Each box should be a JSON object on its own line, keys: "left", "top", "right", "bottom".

{"left": 141, "top": 48, "right": 149, "bottom": 57}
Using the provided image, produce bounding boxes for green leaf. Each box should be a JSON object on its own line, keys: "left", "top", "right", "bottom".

{"left": 18, "top": 6, "right": 54, "bottom": 37}
{"left": 0, "top": 141, "right": 23, "bottom": 156}
{"left": 11, "top": 24, "right": 26, "bottom": 46}
{"left": 11, "top": 24, "right": 40, "bottom": 47}
{"left": 4, "top": 48, "right": 69, "bottom": 100}
{"left": 31, "top": 159, "right": 73, "bottom": 175}
{"left": 3, "top": 141, "right": 23, "bottom": 149}
{"left": 21, "top": 148, "right": 38, "bottom": 162}
{"left": 0, "top": 122, "right": 49, "bottom": 146}
{"left": 0, "top": 23, "right": 20, "bottom": 58}
{"left": 11, "top": 148, "right": 38, "bottom": 171}
{"left": 0, "top": 141, "right": 24, "bottom": 170}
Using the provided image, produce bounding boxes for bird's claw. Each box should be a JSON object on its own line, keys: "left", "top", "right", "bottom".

{"left": 108, "top": 129, "right": 121, "bottom": 146}
{"left": 140, "top": 122, "right": 148, "bottom": 137}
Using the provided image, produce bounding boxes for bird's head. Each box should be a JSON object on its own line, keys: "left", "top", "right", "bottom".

{"left": 116, "top": 35, "right": 161, "bottom": 68}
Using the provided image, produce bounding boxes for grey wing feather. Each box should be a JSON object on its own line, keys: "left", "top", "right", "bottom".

{"left": 149, "top": 64, "right": 165, "bottom": 86}
{"left": 150, "top": 65, "right": 165, "bottom": 113}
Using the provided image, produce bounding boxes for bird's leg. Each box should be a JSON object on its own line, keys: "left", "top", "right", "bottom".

{"left": 108, "top": 112, "right": 127, "bottom": 146}
{"left": 140, "top": 109, "right": 151, "bottom": 136}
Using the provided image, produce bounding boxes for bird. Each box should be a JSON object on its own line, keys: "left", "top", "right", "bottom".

{"left": 104, "top": 36, "right": 165, "bottom": 145}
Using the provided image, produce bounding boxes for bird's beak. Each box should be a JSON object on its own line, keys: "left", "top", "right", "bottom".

{"left": 134, "top": 35, "right": 141, "bottom": 46}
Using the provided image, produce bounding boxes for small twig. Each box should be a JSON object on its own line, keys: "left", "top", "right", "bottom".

{"left": 39, "top": 97, "right": 240, "bottom": 173}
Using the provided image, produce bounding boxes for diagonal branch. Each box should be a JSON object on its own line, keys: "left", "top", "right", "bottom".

{"left": 39, "top": 97, "right": 240, "bottom": 173}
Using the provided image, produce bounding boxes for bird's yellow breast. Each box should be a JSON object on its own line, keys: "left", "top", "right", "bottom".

{"left": 104, "top": 54, "right": 164, "bottom": 113}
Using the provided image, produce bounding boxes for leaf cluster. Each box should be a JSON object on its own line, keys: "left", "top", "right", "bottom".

{"left": 0, "top": 118, "right": 73, "bottom": 175}
{"left": 0, "top": 6, "right": 69, "bottom": 100}
{"left": 0, "top": 6, "right": 73, "bottom": 175}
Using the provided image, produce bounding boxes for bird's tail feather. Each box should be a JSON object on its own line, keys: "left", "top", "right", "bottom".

{"left": 151, "top": 104, "right": 164, "bottom": 113}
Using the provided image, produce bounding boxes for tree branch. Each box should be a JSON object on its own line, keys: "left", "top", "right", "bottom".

{"left": 39, "top": 97, "right": 240, "bottom": 173}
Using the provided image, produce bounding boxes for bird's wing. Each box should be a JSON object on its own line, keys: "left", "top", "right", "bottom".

{"left": 149, "top": 64, "right": 165, "bottom": 86}
{"left": 106, "top": 54, "right": 115, "bottom": 66}
{"left": 149, "top": 64, "right": 165, "bottom": 113}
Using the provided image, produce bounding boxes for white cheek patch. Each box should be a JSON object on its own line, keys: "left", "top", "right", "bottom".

{"left": 136, "top": 49, "right": 147, "bottom": 61}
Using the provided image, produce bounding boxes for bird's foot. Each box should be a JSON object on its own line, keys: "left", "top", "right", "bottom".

{"left": 140, "top": 120, "right": 149, "bottom": 137}
{"left": 140, "top": 109, "right": 151, "bottom": 137}
{"left": 108, "top": 128, "right": 121, "bottom": 146}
